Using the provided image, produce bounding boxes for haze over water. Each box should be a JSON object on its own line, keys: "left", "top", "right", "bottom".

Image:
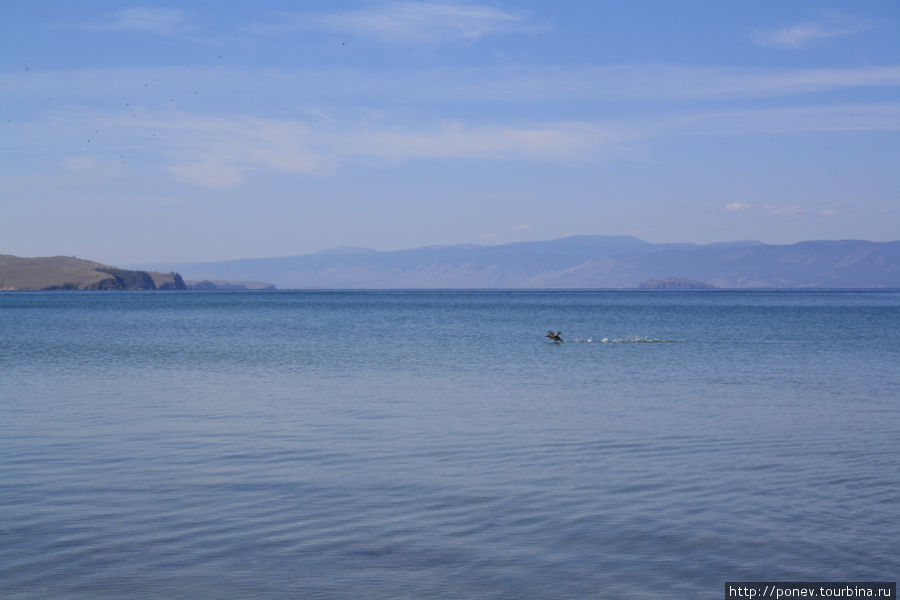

{"left": 1, "top": 290, "right": 898, "bottom": 598}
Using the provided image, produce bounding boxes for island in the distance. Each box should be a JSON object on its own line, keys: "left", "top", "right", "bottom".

{"left": 0, "top": 254, "right": 186, "bottom": 290}
{"left": 186, "top": 280, "right": 276, "bottom": 290}
{"left": 638, "top": 277, "right": 717, "bottom": 290}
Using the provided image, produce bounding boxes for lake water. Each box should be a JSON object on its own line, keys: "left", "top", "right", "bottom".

{"left": 1, "top": 290, "right": 898, "bottom": 599}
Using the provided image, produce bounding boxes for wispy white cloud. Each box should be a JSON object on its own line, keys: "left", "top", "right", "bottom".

{"left": 109, "top": 7, "right": 188, "bottom": 34}
{"left": 5, "top": 64, "right": 898, "bottom": 107}
{"left": 60, "top": 155, "right": 129, "bottom": 182}
{"left": 670, "top": 104, "right": 900, "bottom": 136}
{"left": 765, "top": 205, "right": 805, "bottom": 217}
{"left": 250, "top": 1, "right": 533, "bottom": 43}
{"left": 168, "top": 157, "right": 245, "bottom": 189}
{"left": 723, "top": 203, "right": 845, "bottom": 220}
{"left": 154, "top": 116, "right": 336, "bottom": 187}
{"left": 754, "top": 15, "right": 869, "bottom": 49}
{"left": 9, "top": 98, "right": 899, "bottom": 191}
{"left": 156, "top": 103, "right": 900, "bottom": 190}
{"left": 6, "top": 57, "right": 900, "bottom": 192}
{"left": 56, "top": 7, "right": 189, "bottom": 35}
{"left": 156, "top": 117, "right": 629, "bottom": 188}
{"left": 61, "top": 111, "right": 608, "bottom": 190}
{"left": 62, "top": 156, "right": 101, "bottom": 173}
{"left": 338, "top": 121, "right": 629, "bottom": 161}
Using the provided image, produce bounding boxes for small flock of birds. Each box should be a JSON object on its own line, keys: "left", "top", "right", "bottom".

{"left": 16, "top": 55, "right": 230, "bottom": 162}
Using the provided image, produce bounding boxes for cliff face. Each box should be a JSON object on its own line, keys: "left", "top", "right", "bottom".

{"left": 150, "top": 272, "right": 187, "bottom": 290}
{"left": 0, "top": 255, "right": 187, "bottom": 290}
{"left": 93, "top": 267, "right": 157, "bottom": 290}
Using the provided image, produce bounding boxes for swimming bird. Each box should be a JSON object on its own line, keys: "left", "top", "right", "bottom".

{"left": 546, "top": 330, "right": 564, "bottom": 342}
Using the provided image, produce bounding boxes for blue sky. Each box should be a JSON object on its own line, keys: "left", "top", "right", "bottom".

{"left": 2, "top": 1, "right": 899, "bottom": 263}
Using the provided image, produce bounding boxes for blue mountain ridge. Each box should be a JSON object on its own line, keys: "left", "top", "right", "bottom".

{"left": 129, "top": 236, "right": 900, "bottom": 289}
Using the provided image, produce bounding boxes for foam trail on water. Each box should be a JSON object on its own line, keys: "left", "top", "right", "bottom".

{"left": 568, "top": 336, "right": 680, "bottom": 343}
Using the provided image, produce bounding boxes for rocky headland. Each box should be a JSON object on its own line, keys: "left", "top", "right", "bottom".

{"left": 0, "top": 255, "right": 186, "bottom": 290}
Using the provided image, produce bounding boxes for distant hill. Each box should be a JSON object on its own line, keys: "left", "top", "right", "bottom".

{"left": 639, "top": 277, "right": 717, "bottom": 290}
{"left": 131, "top": 236, "right": 900, "bottom": 289}
{"left": 186, "top": 280, "right": 276, "bottom": 290}
{"left": 0, "top": 255, "right": 186, "bottom": 290}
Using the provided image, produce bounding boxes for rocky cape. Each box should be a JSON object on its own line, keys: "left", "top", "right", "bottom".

{"left": 0, "top": 255, "right": 186, "bottom": 290}
{"left": 132, "top": 236, "right": 900, "bottom": 289}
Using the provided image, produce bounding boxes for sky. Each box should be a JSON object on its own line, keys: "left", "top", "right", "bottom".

{"left": 2, "top": 0, "right": 899, "bottom": 264}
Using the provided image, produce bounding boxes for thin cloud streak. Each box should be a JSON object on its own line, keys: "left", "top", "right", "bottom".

{"left": 148, "top": 103, "right": 900, "bottom": 188}
{"left": 674, "top": 104, "right": 900, "bottom": 135}
{"left": 157, "top": 118, "right": 631, "bottom": 188}
{"left": 765, "top": 205, "right": 805, "bottom": 216}
{"left": 754, "top": 15, "right": 869, "bottom": 48}
{"left": 8, "top": 100, "right": 899, "bottom": 191}
{"left": 53, "top": 7, "right": 190, "bottom": 35}
{"left": 249, "top": 1, "right": 533, "bottom": 43}
{"left": 5, "top": 64, "right": 899, "bottom": 106}
{"left": 722, "top": 203, "right": 843, "bottom": 221}
{"left": 337, "top": 121, "right": 627, "bottom": 161}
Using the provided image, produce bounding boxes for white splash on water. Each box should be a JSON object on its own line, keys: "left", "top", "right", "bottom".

{"left": 565, "top": 336, "right": 679, "bottom": 344}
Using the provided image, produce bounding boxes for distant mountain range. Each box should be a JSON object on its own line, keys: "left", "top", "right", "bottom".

{"left": 131, "top": 236, "right": 900, "bottom": 289}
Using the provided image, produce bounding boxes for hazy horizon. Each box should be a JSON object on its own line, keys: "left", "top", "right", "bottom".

{"left": 3, "top": 1, "right": 899, "bottom": 265}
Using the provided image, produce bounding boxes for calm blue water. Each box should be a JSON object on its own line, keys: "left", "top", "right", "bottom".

{"left": 1, "top": 290, "right": 898, "bottom": 599}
